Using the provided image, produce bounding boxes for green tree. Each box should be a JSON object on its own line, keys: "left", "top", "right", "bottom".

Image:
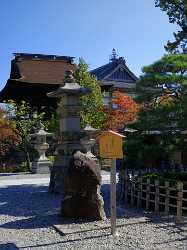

{"left": 46, "top": 112, "right": 60, "bottom": 133}
{"left": 137, "top": 53, "right": 187, "bottom": 131}
{"left": 137, "top": 53, "right": 187, "bottom": 127}
{"left": 75, "top": 58, "right": 106, "bottom": 128}
{"left": 128, "top": 53, "right": 187, "bottom": 166}
{"left": 6, "top": 100, "right": 46, "bottom": 170}
{"left": 155, "top": 0, "right": 187, "bottom": 52}
{"left": 125, "top": 1, "right": 187, "bottom": 167}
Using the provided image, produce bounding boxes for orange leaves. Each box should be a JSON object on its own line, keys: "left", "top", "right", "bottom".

{"left": 112, "top": 91, "right": 139, "bottom": 111}
{"left": 103, "top": 91, "right": 140, "bottom": 131}
{"left": 0, "top": 108, "right": 20, "bottom": 156}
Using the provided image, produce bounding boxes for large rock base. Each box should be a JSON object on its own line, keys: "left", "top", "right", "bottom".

{"left": 61, "top": 189, "right": 105, "bottom": 220}
{"left": 60, "top": 151, "right": 106, "bottom": 221}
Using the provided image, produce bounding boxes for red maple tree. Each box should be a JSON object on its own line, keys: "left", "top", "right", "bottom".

{"left": 0, "top": 108, "right": 20, "bottom": 158}
{"left": 103, "top": 91, "right": 140, "bottom": 131}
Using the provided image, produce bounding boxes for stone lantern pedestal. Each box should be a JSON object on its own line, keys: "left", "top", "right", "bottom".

{"left": 30, "top": 123, "right": 52, "bottom": 174}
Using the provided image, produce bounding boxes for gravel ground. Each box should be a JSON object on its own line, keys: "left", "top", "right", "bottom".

{"left": 0, "top": 173, "right": 186, "bottom": 250}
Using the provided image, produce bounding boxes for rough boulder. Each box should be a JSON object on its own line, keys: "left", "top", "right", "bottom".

{"left": 61, "top": 151, "right": 106, "bottom": 220}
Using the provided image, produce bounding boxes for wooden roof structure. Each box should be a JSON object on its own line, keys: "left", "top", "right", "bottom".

{"left": 0, "top": 53, "right": 75, "bottom": 114}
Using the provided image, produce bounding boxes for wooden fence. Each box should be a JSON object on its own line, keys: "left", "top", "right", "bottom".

{"left": 120, "top": 171, "right": 187, "bottom": 223}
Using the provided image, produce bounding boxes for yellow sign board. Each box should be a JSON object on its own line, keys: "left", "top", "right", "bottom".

{"left": 97, "top": 130, "right": 125, "bottom": 159}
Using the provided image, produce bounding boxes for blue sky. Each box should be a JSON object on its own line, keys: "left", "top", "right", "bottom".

{"left": 0, "top": 0, "right": 177, "bottom": 91}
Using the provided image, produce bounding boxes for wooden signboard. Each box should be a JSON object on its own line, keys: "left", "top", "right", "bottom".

{"left": 97, "top": 130, "right": 125, "bottom": 236}
{"left": 97, "top": 130, "right": 125, "bottom": 159}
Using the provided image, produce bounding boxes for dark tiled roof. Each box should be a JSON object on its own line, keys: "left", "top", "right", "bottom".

{"left": 91, "top": 57, "right": 138, "bottom": 83}
{"left": 91, "top": 62, "right": 116, "bottom": 80}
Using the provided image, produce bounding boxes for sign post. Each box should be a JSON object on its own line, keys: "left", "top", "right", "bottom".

{"left": 111, "top": 158, "right": 117, "bottom": 236}
{"left": 97, "top": 130, "right": 125, "bottom": 236}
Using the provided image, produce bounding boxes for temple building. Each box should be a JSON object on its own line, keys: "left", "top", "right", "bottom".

{"left": 91, "top": 49, "right": 138, "bottom": 105}
{"left": 0, "top": 53, "right": 75, "bottom": 115}
{"left": 0, "top": 50, "right": 138, "bottom": 113}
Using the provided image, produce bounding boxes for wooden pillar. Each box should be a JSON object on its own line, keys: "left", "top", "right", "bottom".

{"left": 131, "top": 175, "right": 135, "bottom": 207}
{"left": 110, "top": 158, "right": 117, "bottom": 236}
{"left": 176, "top": 182, "right": 183, "bottom": 223}
{"left": 137, "top": 177, "right": 142, "bottom": 208}
{"left": 118, "top": 169, "right": 125, "bottom": 202}
{"left": 155, "top": 180, "right": 160, "bottom": 214}
{"left": 124, "top": 170, "right": 128, "bottom": 204}
{"left": 164, "top": 181, "right": 169, "bottom": 216}
{"left": 146, "top": 179, "right": 150, "bottom": 210}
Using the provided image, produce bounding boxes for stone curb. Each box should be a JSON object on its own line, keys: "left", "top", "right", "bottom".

{"left": 52, "top": 217, "right": 151, "bottom": 236}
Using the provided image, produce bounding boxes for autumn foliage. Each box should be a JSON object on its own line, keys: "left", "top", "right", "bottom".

{"left": 103, "top": 91, "right": 140, "bottom": 130}
{"left": 0, "top": 108, "right": 20, "bottom": 157}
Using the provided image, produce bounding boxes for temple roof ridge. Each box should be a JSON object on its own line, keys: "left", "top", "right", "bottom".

{"left": 13, "top": 52, "right": 74, "bottom": 63}
{"left": 91, "top": 51, "right": 138, "bottom": 82}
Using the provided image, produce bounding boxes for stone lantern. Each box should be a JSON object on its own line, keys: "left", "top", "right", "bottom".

{"left": 47, "top": 70, "right": 92, "bottom": 192}
{"left": 47, "top": 71, "right": 106, "bottom": 221}
{"left": 30, "top": 122, "right": 53, "bottom": 174}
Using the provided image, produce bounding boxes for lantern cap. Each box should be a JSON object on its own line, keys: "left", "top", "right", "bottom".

{"left": 47, "top": 70, "right": 91, "bottom": 97}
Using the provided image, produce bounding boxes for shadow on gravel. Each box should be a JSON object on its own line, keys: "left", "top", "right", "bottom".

{"left": 0, "top": 184, "right": 61, "bottom": 229}
{"left": 0, "top": 243, "right": 19, "bottom": 250}
{"left": 0, "top": 214, "right": 61, "bottom": 230}
{"left": 0, "top": 185, "right": 61, "bottom": 217}
{"left": 0, "top": 182, "right": 143, "bottom": 230}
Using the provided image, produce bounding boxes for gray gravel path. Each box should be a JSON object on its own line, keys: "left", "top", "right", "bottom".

{"left": 0, "top": 172, "right": 186, "bottom": 250}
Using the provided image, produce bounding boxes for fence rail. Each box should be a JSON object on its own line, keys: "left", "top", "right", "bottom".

{"left": 120, "top": 171, "right": 187, "bottom": 223}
